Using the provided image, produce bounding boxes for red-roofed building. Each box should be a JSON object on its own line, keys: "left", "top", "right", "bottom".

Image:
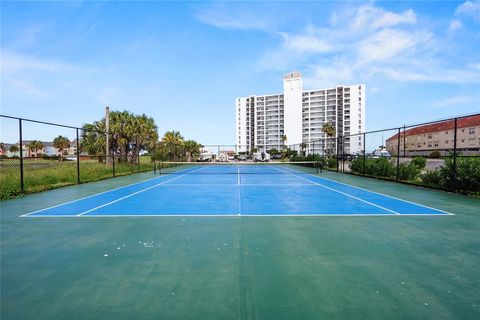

{"left": 386, "top": 115, "right": 480, "bottom": 156}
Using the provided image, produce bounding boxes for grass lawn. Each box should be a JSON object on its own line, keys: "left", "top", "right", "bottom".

{"left": 0, "top": 156, "right": 154, "bottom": 200}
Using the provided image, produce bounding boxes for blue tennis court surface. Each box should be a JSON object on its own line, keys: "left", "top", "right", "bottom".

{"left": 21, "top": 164, "right": 452, "bottom": 217}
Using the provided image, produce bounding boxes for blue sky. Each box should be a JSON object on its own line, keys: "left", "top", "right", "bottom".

{"left": 1, "top": 0, "right": 479, "bottom": 144}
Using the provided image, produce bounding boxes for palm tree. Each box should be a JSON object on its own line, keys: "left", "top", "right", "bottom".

{"left": 184, "top": 140, "right": 200, "bottom": 162}
{"left": 161, "top": 131, "right": 184, "bottom": 161}
{"left": 300, "top": 142, "right": 307, "bottom": 156}
{"left": 281, "top": 135, "right": 287, "bottom": 149}
{"left": 9, "top": 145, "right": 19, "bottom": 156}
{"left": 322, "top": 123, "right": 336, "bottom": 155}
{"left": 28, "top": 140, "right": 44, "bottom": 158}
{"left": 81, "top": 110, "right": 158, "bottom": 164}
{"left": 53, "top": 136, "right": 70, "bottom": 161}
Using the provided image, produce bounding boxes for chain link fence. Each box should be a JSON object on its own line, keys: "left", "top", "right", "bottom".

{"left": 2, "top": 113, "right": 479, "bottom": 199}
{"left": 287, "top": 113, "right": 480, "bottom": 196}
{"left": 1, "top": 115, "right": 155, "bottom": 200}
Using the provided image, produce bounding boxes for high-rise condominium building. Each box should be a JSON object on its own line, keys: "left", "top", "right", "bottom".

{"left": 235, "top": 72, "right": 365, "bottom": 155}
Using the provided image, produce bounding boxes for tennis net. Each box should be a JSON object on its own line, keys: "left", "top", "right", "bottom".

{"left": 155, "top": 161, "right": 322, "bottom": 175}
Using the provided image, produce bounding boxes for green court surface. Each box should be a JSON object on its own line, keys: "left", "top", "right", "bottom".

{"left": 1, "top": 171, "right": 479, "bottom": 320}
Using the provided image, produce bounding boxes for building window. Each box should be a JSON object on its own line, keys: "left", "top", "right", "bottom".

{"left": 469, "top": 128, "right": 475, "bottom": 135}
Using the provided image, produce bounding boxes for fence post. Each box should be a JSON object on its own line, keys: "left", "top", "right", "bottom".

{"left": 76, "top": 128, "right": 80, "bottom": 184}
{"left": 403, "top": 125, "right": 406, "bottom": 158}
{"left": 396, "top": 128, "right": 401, "bottom": 181}
{"left": 336, "top": 136, "right": 340, "bottom": 172}
{"left": 452, "top": 118, "right": 458, "bottom": 192}
{"left": 153, "top": 142, "right": 156, "bottom": 173}
{"left": 19, "top": 118, "right": 24, "bottom": 192}
{"left": 137, "top": 153, "right": 140, "bottom": 172}
{"left": 362, "top": 133, "right": 366, "bottom": 173}
{"left": 342, "top": 135, "right": 345, "bottom": 173}
{"left": 112, "top": 145, "right": 116, "bottom": 177}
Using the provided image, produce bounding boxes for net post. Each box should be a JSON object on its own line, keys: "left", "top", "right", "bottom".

{"left": 19, "top": 118, "right": 24, "bottom": 192}
{"left": 76, "top": 128, "right": 80, "bottom": 184}
{"left": 396, "top": 127, "right": 401, "bottom": 181}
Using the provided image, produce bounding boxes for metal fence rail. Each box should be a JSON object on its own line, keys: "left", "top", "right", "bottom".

{"left": 0, "top": 115, "right": 154, "bottom": 199}
{"left": 1, "top": 113, "right": 479, "bottom": 199}
{"left": 287, "top": 113, "right": 480, "bottom": 195}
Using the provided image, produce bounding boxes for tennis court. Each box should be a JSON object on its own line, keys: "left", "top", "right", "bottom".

{"left": 2, "top": 164, "right": 479, "bottom": 320}
{"left": 21, "top": 162, "right": 450, "bottom": 217}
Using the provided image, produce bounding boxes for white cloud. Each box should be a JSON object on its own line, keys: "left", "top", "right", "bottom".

{"left": 456, "top": 1, "right": 480, "bottom": 20}
{"left": 256, "top": 3, "right": 479, "bottom": 87}
{"left": 448, "top": 19, "right": 463, "bottom": 32}
{"left": 7, "top": 79, "right": 51, "bottom": 97}
{"left": 195, "top": 7, "right": 268, "bottom": 30}
{"left": 351, "top": 5, "right": 417, "bottom": 31}
{"left": 431, "top": 96, "right": 473, "bottom": 108}
{"left": 1, "top": 51, "right": 95, "bottom": 74}
{"left": 357, "top": 29, "right": 432, "bottom": 64}
{"left": 197, "top": 2, "right": 479, "bottom": 87}
{"left": 281, "top": 32, "right": 332, "bottom": 54}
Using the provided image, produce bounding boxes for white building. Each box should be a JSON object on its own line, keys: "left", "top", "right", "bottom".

{"left": 236, "top": 72, "right": 365, "bottom": 155}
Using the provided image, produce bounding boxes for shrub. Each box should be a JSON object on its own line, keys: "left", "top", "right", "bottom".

{"left": 398, "top": 162, "right": 421, "bottom": 181}
{"left": 350, "top": 157, "right": 396, "bottom": 178}
{"left": 430, "top": 151, "right": 441, "bottom": 158}
{"left": 411, "top": 157, "right": 426, "bottom": 169}
{"left": 439, "top": 156, "right": 480, "bottom": 194}
{"left": 326, "top": 156, "right": 337, "bottom": 169}
{"left": 421, "top": 169, "right": 442, "bottom": 187}
{"left": 350, "top": 157, "right": 365, "bottom": 174}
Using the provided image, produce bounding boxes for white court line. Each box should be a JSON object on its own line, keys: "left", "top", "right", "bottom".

{"left": 270, "top": 165, "right": 400, "bottom": 215}
{"left": 22, "top": 213, "right": 450, "bottom": 218}
{"left": 136, "top": 183, "right": 307, "bottom": 186}
{"left": 307, "top": 172, "right": 454, "bottom": 215}
{"left": 76, "top": 167, "right": 205, "bottom": 216}
{"left": 237, "top": 166, "right": 240, "bottom": 186}
{"left": 19, "top": 170, "right": 178, "bottom": 218}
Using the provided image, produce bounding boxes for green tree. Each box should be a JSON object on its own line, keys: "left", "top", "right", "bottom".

{"left": 184, "top": 140, "right": 200, "bottom": 162}
{"left": 28, "top": 140, "right": 44, "bottom": 158}
{"left": 300, "top": 142, "right": 307, "bottom": 156}
{"left": 268, "top": 148, "right": 279, "bottom": 156}
{"left": 53, "top": 135, "right": 70, "bottom": 161}
{"left": 9, "top": 145, "right": 19, "bottom": 154}
{"left": 161, "top": 131, "right": 184, "bottom": 161}
{"left": 322, "top": 123, "right": 336, "bottom": 155}
{"left": 81, "top": 110, "right": 158, "bottom": 163}
{"left": 281, "top": 135, "right": 287, "bottom": 149}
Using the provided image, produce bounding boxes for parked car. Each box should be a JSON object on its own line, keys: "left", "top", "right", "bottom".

{"left": 371, "top": 149, "right": 391, "bottom": 159}
{"left": 253, "top": 152, "right": 270, "bottom": 162}
{"left": 237, "top": 154, "right": 247, "bottom": 161}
